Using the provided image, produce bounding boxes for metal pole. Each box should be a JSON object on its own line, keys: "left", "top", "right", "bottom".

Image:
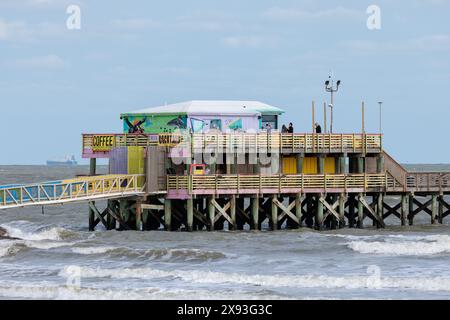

{"left": 378, "top": 101, "right": 383, "bottom": 134}
{"left": 330, "top": 90, "right": 334, "bottom": 133}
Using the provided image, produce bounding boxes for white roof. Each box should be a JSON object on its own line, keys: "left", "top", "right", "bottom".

{"left": 122, "top": 100, "right": 284, "bottom": 116}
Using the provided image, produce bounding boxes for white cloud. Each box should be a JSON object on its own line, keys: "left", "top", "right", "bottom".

{"left": 262, "top": 6, "right": 363, "bottom": 22}
{"left": 0, "top": 19, "right": 27, "bottom": 40}
{"left": 110, "top": 19, "right": 161, "bottom": 30}
{"left": 221, "top": 35, "right": 274, "bottom": 48}
{"left": 0, "top": 18, "right": 65, "bottom": 42}
{"left": 13, "top": 54, "right": 68, "bottom": 69}
{"left": 342, "top": 34, "right": 450, "bottom": 55}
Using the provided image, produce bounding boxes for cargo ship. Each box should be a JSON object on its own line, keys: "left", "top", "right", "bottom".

{"left": 46, "top": 155, "right": 78, "bottom": 167}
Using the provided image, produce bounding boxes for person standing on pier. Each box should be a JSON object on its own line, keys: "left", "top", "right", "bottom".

{"left": 281, "top": 124, "right": 288, "bottom": 133}
{"left": 288, "top": 122, "right": 294, "bottom": 133}
{"left": 315, "top": 122, "right": 322, "bottom": 133}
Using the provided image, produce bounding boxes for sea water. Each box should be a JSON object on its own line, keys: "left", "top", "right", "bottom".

{"left": 1, "top": 165, "right": 450, "bottom": 300}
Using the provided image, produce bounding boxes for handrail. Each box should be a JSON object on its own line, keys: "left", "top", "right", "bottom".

{"left": 82, "top": 133, "right": 383, "bottom": 158}
{"left": 166, "top": 173, "right": 389, "bottom": 195}
{"left": 0, "top": 174, "right": 146, "bottom": 210}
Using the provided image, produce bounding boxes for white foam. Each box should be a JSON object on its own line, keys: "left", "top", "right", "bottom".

{"left": 347, "top": 235, "right": 450, "bottom": 256}
{"left": 59, "top": 266, "right": 450, "bottom": 292}
{"left": 0, "top": 283, "right": 284, "bottom": 300}
{"left": 71, "top": 246, "right": 117, "bottom": 255}
{"left": 2, "top": 225, "right": 66, "bottom": 241}
{"left": 0, "top": 242, "right": 18, "bottom": 258}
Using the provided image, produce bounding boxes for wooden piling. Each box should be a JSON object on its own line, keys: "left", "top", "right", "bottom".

{"left": 230, "top": 195, "right": 237, "bottom": 230}
{"left": 339, "top": 193, "right": 345, "bottom": 227}
{"left": 316, "top": 195, "right": 324, "bottom": 230}
{"left": 186, "top": 198, "right": 194, "bottom": 231}
{"left": 164, "top": 199, "right": 172, "bottom": 231}
{"left": 295, "top": 193, "right": 302, "bottom": 228}
{"left": 208, "top": 198, "right": 215, "bottom": 231}
{"left": 438, "top": 195, "right": 444, "bottom": 224}
{"left": 357, "top": 194, "right": 364, "bottom": 228}
{"left": 377, "top": 193, "right": 383, "bottom": 228}
{"left": 431, "top": 194, "right": 438, "bottom": 224}
{"left": 401, "top": 194, "right": 408, "bottom": 226}
{"left": 107, "top": 200, "right": 116, "bottom": 230}
{"left": 135, "top": 200, "right": 142, "bottom": 231}
{"left": 251, "top": 197, "right": 259, "bottom": 230}
{"left": 408, "top": 194, "right": 414, "bottom": 225}
{"left": 88, "top": 200, "right": 95, "bottom": 231}
{"left": 271, "top": 195, "right": 278, "bottom": 231}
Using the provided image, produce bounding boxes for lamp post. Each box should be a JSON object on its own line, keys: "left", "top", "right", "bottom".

{"left": 325, "top": 75, "right": 341, "bottom": 133}
{"left": 378, "top": 101, "right": 383, "bottom": 134}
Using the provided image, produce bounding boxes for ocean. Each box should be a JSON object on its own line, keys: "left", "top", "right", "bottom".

{"left": 1, "top": 165, "right": 450, "bottom": 300}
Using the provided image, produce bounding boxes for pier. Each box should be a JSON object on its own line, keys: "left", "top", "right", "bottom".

{"left": 1, "top": 101, "right": 449, "bottom": 231}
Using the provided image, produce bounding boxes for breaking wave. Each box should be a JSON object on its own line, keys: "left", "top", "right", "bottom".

{"left": 58, "top": 266, "right": 450, "bottom": 292}
{"left": 0, "top": 283, "right": 284, "bottom": 300}
{"left": 71, "top": 246, "right": 227, "bottom": 262}
{"left": 346, "top": 235, "right": 450, "bottom": 256}
{"left": 2, "top": 225, "right": 75, "bottom": 241}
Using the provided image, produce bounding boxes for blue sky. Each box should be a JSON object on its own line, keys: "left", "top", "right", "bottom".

{"left": 1, "top": 0, "right": 449, "bottom": 164}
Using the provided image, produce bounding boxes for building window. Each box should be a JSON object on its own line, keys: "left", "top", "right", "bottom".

{"left": 262, "top": 115, "right": 278, "bottom": 130}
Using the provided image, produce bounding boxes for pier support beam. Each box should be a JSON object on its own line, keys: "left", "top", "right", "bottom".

{"left": 357, "top": 194, "right": 364, "bottom": 228}
{"left": 230, "top": 196, "right": 237, "bottom": 230}
{"left": 401, "top": 195, "right": 408, "bottom": 226}
{"left": 295, "top": 193, "right": 302, "bottom": 228}
{"left": 251, "top": 197, "right": 259, "bottom": 230}
{"left": 271, "top": 195, "right": 278, "bottom": 231}
{"left": 376, "top": 194, "right": 383, "bottom": 228}
{"left": 208, "top": 198, "right": 215, "bottom": 231}
{"left": 135, "top": 200, "right": 142, "bottom": 231}
{"left": 438, "top": 195, "right": 444, "bottom": 224}
{"left": 107, "top": 200, "right": 116, "bottom": 230}
{"left": 431, "top": 194, "right": 438, "bottom": 224}
{"left": 316, "top": 195, "right": 324, "bottom": 230}
{"left": 88, "top": 201, "right": 95, "bottom": 231}
{"left": 408, "top": 194, "right": 414, "bottom": 225}
{"left": 164, "top": 199, "right": 172, "bottom": 231}
{"left": 186, "top": 198, "right": 194, "bottom": 231}
{"left": 339, "top": 193, "right": 345, "bottom": 227}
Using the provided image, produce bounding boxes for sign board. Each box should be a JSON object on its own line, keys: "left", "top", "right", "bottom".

{"left": 92, "top": 135, "right": 116, "bottom": 152}
{"left": 158, "top": 134, "right": 186, "bottom": 147}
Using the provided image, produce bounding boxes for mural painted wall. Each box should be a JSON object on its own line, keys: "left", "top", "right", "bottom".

{"left": 123, "top": 115, "right": 187, "bottom": 134}
{"left": 187, "top": 115, "right": 259, "bottom": 133}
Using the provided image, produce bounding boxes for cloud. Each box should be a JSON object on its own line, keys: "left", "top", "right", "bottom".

{"left": 13, "top": 54, "right": 68, "bottom": 69}
{"left": 221, "top": 35, "right": 275, "bottom": 48}
{"left": 0, "top": 19, "right": 27, "bottom": 40}
{"left": 110, "top": 19, "right": 161, "bottom": 30}
{"left": 0, "top": 18, "right": 65, "bottom": 42}
{"left": 341, "top": 34, "right": 450, "bottom": 55}
{"left": 262, "top": 6, "right": 363, "bottom": 22}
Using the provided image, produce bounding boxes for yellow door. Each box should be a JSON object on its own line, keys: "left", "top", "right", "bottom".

{"left": 282, "top": 157, "right": 297, "bottom": 174}
{"left": 302, "top": 157, "right": 335, "bottom": 174}
{"left": 128, "top": 146, "right": 145, "bottom": 185}
{"left": 325, "top": 157, "right": 336, "bottom": 174}
{"left": 302, "top": 157, "right": 318, "bottom": 174}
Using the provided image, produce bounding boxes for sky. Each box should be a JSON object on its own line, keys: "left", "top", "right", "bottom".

{"left": 1, "top": 0, "right": 449, "bottom": 164}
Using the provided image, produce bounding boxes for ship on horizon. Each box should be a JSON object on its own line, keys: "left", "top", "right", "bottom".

{"left": 46, "top": 155, "right": 78, "bottom": 167}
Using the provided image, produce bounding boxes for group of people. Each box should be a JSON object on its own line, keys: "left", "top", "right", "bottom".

{"left": 281, "top": 122, "right": 294, "bottom": 133}
{"left": 266, "top": 122, "right": 323, "bottom": 134}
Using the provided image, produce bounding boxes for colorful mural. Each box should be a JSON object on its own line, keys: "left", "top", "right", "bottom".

{"left": 123, "top": 115, "right": 187, "bottom": 134}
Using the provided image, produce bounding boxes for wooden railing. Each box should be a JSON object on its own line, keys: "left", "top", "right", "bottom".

{"left": 406, "top": 172, "right": 450, "bottom": 192}
{"left": 82, "top": 133, "right": 382, "bottom": 158}
{"left": 166, "top": 173, "right": 390, "bottom": 197}
{"left": 0, "top": 174, "right": 146, "bottom": 210}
